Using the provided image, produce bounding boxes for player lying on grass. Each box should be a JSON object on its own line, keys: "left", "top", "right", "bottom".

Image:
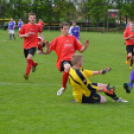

{"left": 124, "top": 21, "right": 134, "bottom": 69}
{"left": 37, "top": 36, "right": 49, "bottom": 55}
{"left": 124, "top": 69, "right": 134, "bottom": 93}
{"left": 46, "top": 22, "right": 89, "bottom": 96}
{"left": 69, "top": 53, "right": 128, "bottom": 103}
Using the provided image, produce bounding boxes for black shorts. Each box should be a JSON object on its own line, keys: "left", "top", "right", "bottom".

{"left": 60, "top": 60, "right": 72, "bottom": 71}
{"left": 126, "top": 45, "right": 134, "bottom": 55}
{"left": 82, "top": 90, "right": 101, "bottom": 104}
{"left": 24, "top": 47, "right": 36, "bottom": 58}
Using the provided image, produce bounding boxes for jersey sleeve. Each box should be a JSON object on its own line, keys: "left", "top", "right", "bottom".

{"left": 38, "top": 25, "right": 42, "bottom": 33}
{"left": 69, "top": 26, "right": 72, "bottom": 35}
{"left": 50, "top": 38, "right": 57, "bottom": 52}
{"left": 19, "top": 25, "right": 25, "bottom": 34}
{"left": 78, "top": 26, "right": 80, "bottom": 32}
{"left": 83, "top": 69, "right": 93, "bottom": 77}
{"left": 74, "top": 37, "right": 82, "bottom": 51}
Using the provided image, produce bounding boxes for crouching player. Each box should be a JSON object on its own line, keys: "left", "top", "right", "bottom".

{"left": 69, "top": 53, "right": 128, "bottom": 103}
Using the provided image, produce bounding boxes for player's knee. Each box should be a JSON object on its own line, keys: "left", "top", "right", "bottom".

{"left": 100, "top": 95, "right": 107, "bottom": 103}
{"left": 128, "top": 53, "right": 132, "bottom": 57}
{"left": 64, "top": 64, "right": 71, "bottom": 72}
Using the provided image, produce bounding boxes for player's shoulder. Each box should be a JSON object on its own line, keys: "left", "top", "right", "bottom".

{"left": 69, "top": 26, "right": 73, "bottom": 29}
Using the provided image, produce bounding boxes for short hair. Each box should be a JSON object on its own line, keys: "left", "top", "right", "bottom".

{"left": 59, "top": 22, "right": 69, "bottom": 29}
{"left": 71, "top": 53, "right": 83, "bottom": 65}
{"left": 28, "top": 13, "right": 36, "bottom": 17}
{"left": 72, "top": 20, "right": 76, "bottom": 23}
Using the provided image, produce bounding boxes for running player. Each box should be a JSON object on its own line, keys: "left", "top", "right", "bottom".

{"left": 8, "top": 18, "right": 16, "bottom": 40}
{"left": 47, "top": 22, "right": 89, "bottom": 96}
{"left": 19, "top": 13, "right": 45, "bottom": 80}
{"left": 37, "top": 36, "right": 49, "bottom": 55}
{"left": 69, "top": 20, "right": 80, "bottom": 41}
{"left": 38, "top": 19, "right": 45, "bottom": 32}
{"left": 18, "top": 19, "right": 23, "bottom": 31}
{"left": 70, "top": 53, "right": 128, "bottom": 103}
{"left": 124, "top": 21, "right": 134, "bottom": 69}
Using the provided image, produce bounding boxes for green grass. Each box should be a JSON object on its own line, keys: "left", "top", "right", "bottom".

{"left": 0, "top": 29, "right": 133, "bottom": 134}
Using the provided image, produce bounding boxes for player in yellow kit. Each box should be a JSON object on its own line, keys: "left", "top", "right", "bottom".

{"left": 69, "top": 53, "right": 128, "bottom": 103}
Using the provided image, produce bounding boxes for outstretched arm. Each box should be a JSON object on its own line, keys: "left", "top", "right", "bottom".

{"left": 80, "top": 40, "right": 89, "bottom": 52}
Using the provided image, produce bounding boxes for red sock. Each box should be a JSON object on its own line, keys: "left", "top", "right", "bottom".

{"left": 62, "top": 71, "right": 69, "bottom": 89}
{"left": 130, "top": 59, "right": 133, "bottom": 66}
{"left": 32, "top": 60, "right": 36, "bottom": 67}
{"left": 26, "top": 59, "right": 32, "bottom": 75}
{"left": 127, "top": 55, "right": 131, "bottom": 60}
{"left": 38, "top": 44, "right": 43, "bottom": 52}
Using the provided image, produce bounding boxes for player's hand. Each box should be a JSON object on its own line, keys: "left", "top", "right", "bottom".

{"left": 129, "top": 34, "right": 133, "bottom": 38}
{"left": 45, "top": 41, "right": 50, "bottom": 47}
{"left": 25, "top": 32, "right": 30, "bottom": 37}
{"left": 100, "top": 67, "right": 111, "bottom": 74}
{"left": 83, "top": 40, "right": 89, "bottom": 47}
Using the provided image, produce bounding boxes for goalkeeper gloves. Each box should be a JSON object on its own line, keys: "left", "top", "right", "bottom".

{"left": 100, "top": 67, "right": 111, "bottom": 74}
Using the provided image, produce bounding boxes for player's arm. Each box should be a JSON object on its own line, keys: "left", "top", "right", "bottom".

{"left": 13, "top": 22, "right": 16, "bottom": 29}
{"left": 44, "top": 41, "right": 51, "bottom": 54}
{"left": 79, "top": 40, "right": 89, "bottom": 52}
{"left": 84, "top": 68, "right": 111, "bottom": 77}
{"left": 19, "top": 32, "right": 30, "bottom": 38}
{"left": 78, "top": 26, "right": 81, "bottom": 40}
{"left": 68, "top": 26, "right": 72, "bottom": 35}
{"left": 124, "top": 31, "right": 133, "bottom": 40}
{"left": 39, "top": 32, "right": 44, "bottom": 42}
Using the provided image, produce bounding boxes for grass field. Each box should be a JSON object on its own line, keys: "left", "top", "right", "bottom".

{"left": 0, "top": 29, "right": 134, "bottom": 134}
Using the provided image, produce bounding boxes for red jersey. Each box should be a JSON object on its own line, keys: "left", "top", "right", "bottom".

{"left": 19, "top": 24, "right": 42, "bottom": 49}
{"left": 50, "top": 35, "right": 82, "bottom": 70}
{"left": 38, "top": 21, "right": 44, "bottom": 30}
{"left": 124, "top": 27, "right": 134, "bottom": 45}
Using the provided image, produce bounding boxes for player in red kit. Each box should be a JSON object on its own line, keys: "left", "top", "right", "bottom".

{"left": 19, "top": 13, "right": 44, "bottom": 80}
{"left": 47, "top": 22, "right": 89, "bottom": 96}
{"left": 38, "top": 19, "right": 45, "bottom": 32}
{"left": 124, "top": 21, "right": 134, "bottom": 69}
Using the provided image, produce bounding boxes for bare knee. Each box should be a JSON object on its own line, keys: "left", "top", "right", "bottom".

{"left": 64, "top": 63, "right": 71, "bottom": 72}
{"left": 100, "top": 95, "right": 107, "bottom": 103}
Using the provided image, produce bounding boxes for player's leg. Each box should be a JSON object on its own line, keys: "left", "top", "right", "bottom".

{"left": 100, "top": 95, "right": 107, "bottom": 103}
{"left": 12, "top": 30, "right": 16, "bottom": 40}
{"left": 9, "top": 30, "right": 12, "bottom": 40}
{"left": 24, "top": 47, "right": 37, "bottom": 80}
{"left": 124, "top": 69, "right": 134, "bottom": 93}
{"left": 96, "top": 83, "right": 128, "bottom": 102}
{"left": 82, "top": 92, "right": 107, "bottom": 104}
{"left": 57, "top": 61, "right": 71, "bottom": 96}
{"left": 126, "top": 46, "right": 132, "bottom": 65}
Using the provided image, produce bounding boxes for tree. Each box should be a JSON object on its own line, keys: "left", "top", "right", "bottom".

{"left": 86, "top": 0, "right": 108, "bottom": 27}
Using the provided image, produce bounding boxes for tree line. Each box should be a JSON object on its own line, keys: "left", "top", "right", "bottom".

{"left": 0, "top": 0, "right": 134, "bottom": 26}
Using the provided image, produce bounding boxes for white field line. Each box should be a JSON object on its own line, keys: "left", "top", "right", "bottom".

{"left": 0, "top": 82, "right": 61, "bottom": 86}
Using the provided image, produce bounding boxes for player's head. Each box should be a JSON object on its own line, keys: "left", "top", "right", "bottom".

{"left": 39, "top": 19, "right": 42, "bottom": 21}
{"left": 129, "top": 21, "right": 134, "bottom": 31}
{"left": 28, "top": 13, "right": 36, "bottom": 25}
{"left": 72, "top": 20, "right": 76, "bottom": 27}
{"left": 19, "top": 18, "right": 21, "bottom": 21}
{"left": 60, "top": 22, "right": 70, "bottom": 36}
{"left": 71, "top": 53, "right": 83, "bottom": 67}
{"left": 11, "top": 18, "right": 13, "bottom": 21}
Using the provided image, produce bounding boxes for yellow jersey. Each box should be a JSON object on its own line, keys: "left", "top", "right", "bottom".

{"left": 69, "top": 67, "right": 99, "bottom": 103}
